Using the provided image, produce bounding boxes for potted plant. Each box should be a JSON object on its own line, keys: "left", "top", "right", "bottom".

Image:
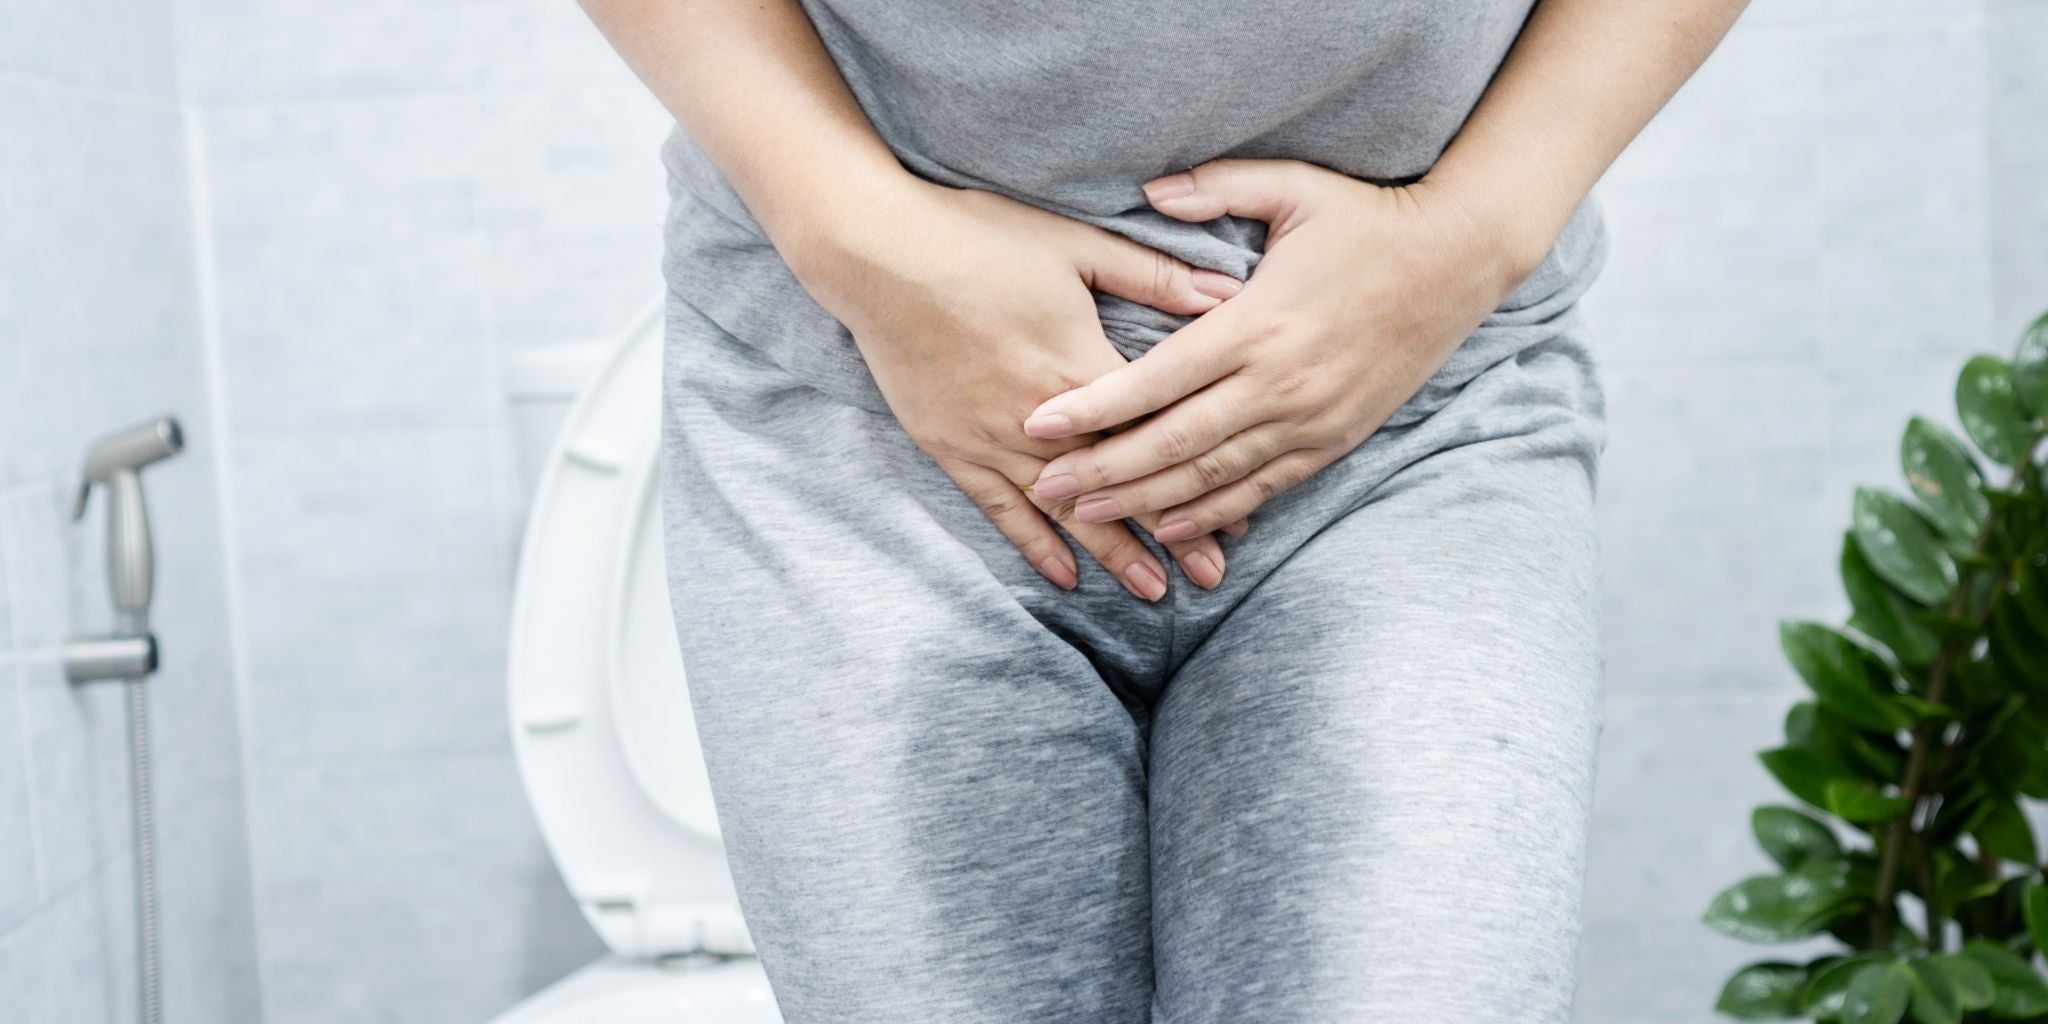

{"left": 1705, "top": 312, "right": 2048, "bottom": 1023}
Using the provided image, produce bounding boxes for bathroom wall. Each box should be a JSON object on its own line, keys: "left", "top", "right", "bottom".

{"left": 1989, "top": 0, "right": 2048, "bottom": 342}
{"left": 168, "top": 0, "right": 2048, "bottom": 1020}
{"left": 1576, "top": 0, "right": 2048, "bottom": 1019}
{"left": 0, "top": 2, "right": 262, "bottom": 1022}
{"left": 4, "top": 0, "right": 2035, "bottom": 1021}
{"left": 166, "top": 0, "right": 671, "bottom": 1019}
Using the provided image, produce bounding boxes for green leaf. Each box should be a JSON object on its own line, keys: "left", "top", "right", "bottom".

{"left": 1958, "top": 354, "right": 2034, "bottom": 464}
{"left": 1806, "top": 955, "right": 1885, "bottom": 1019}
{"left": 1824, "top": 778, "right": 1912, "bottom": 823}
{"left": 1717, "top": 961, "right": 1810, "bottom": 1020}
{"left": 1704, "top": 860, "right": 1859, "bottom": 943}
{"left": 1891, "top": 694, "right": 1959, "bottom": 720}
{"left": 1991, "top": 605, "right": 2048, "bottom": 693}
{"left": 1844, "top": 534, "right": 1944, "bottom": 666}
{"left": 1960, "top": 938, "right": 2048, "bottom": 1018}
{"left": 1903, "top": 608, "right": 1980, "bottom": 646}
{"left": 1929, "top": 786, "right": 1996, "bottom": 847}
{"left": 1902, "top": 417, "right": 1991, "bottom": 541}
{"left": 1926, "top": 955, "right": 1994, "bottom": 1012}
{"left": 2018, "top": 558, "right": 2048, "bottom": 637}
{"left": 2025, "top": 883, "right": 2048, "bottom": 957}
{"left": 1933, "top": 848, "right": 2002, "bottom": 910}
{"left": 1786, "top": 701, "right": 1819, "bottom": 746}
{"left": 1905, "top": 956, "right": 1963, "bottom": 1024}
{"left": 1781, "top": 622, "right": 1912, "bottom": 732}
{"left": 1842, "top": 961, "right": 1913, "bottom": 1024}
{"left": 1761, "top": 746, "right": 1852, "bottom": 810}
{"left": 1853, "top": 488, "right": 1961, "bottom": 606}
{"left": 1785, "top": 702, "right": 1904, "bottom": 785}
{"left": 1752, "top": 805, "right": 1843, "bottom": 871}
{"left": 2014, "top": 309, "right": 2048, "bottom": 419}
{"left": 1973, "top": 797, "right": 2039, "bottom": 864}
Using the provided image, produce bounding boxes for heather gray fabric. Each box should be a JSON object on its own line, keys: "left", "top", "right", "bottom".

{"left": 660, "top": 293, "right": 1608, "bottom": 1022}
{"left": 656, "top": 1, "right": 1611, "bottom": 1020}
{"left": 658, "top": 0, "right": 1606, "bottom": 421}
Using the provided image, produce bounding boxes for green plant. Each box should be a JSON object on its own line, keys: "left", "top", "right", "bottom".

{"left": 1705, "top": 311, "right": 2048, "bottom": 1023}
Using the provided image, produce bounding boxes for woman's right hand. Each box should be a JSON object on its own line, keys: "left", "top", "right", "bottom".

{"left": 782, "top": 178, "right": 1247, "bottom": 600}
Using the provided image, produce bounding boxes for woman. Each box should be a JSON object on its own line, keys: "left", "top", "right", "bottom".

{"left": 581, "top": 0, "right": 1745, "bottom": 1019}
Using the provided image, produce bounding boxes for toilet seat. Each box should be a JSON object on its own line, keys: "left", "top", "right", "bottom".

{"left": 506, "top": 300, "right": 753, "bottom": 959}
{"left": 500, "top": 957, "right": 779, "bottom": 1024}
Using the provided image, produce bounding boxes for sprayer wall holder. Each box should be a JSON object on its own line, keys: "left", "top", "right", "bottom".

{"left": 62, "top": 634, "right": 159, "bottom": 684}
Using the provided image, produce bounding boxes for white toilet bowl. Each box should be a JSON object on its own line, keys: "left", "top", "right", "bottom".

{"left": 496, "top": 958, "right": 777, "bottom": 1024}
{"left": 489, "top": 301, "right": 783, "bottom": 1022}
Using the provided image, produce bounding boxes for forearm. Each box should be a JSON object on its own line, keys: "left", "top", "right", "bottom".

{"left": 576, "top": 0, "right": 913, "bottom": 259}
{"left": 1424, "top": 0, "right": 1752, "bottom": 283}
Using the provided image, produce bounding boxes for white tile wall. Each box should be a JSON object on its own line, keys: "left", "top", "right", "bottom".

{"left": 1988, "top": 1, "right": 2048, "bottom": 341}
{"left": 1571, "top": 0, "right": 2047, "bottom": 1018}
{"left": 200, "top": 96, "right": 492, "bottom": 436}
{"left": 172, "top": 0, "right": 469, "bottom": 102}
{"left": 6, "top": 0, "right": 2044, "bottom": 1020}
{"left": 469, "top": 85, "right": 668, "bottom": 351}
{"left": 0, "top": 3, "right": 261, "bottom": 1020}
{"left": 0, "top": 916, "right": 49, "bottom": 1023}
{"left": 0, "top": 663, "right": 36, "bottom": 935}
{"left": 0, "top": 0, "right": 179, "bottom": 97}
{"left": 173, "top": 1, "right": 644, "bottom": 1018}
{"left": 252, "top": 755, "right": 596, "bottom": 1022}
{"left": 230, "top": 430, "right": 513, "bottom": 765}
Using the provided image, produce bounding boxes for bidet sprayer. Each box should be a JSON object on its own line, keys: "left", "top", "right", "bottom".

{"left": 71, "top": 416, "right": 184, "bottom": 618}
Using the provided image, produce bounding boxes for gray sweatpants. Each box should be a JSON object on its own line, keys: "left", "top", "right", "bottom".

{"left": 658, "top": 265, "right": 1610, "bottom": 1022}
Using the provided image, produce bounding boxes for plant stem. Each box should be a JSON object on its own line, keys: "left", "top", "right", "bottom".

{"left": 1870, "top": 442, "right": 2040, "bottom": 951}
{"left": 1916, "top": 827, "right": 1942, "bottom": 951}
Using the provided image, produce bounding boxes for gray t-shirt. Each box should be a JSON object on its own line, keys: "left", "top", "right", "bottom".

{"left": 660, "top": 0, "right": 1606, "bottom": 420}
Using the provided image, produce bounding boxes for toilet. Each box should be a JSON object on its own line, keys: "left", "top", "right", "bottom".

{"left": 489, "top": 299, "right": 783, "bottom": 1023}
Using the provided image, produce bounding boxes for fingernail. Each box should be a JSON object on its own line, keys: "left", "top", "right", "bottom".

{"left": 1124, "top": 562, "right": 1167, "bottom": 601}
{"left": 1024, "top": 412, "right": 1073, "bottom": 438}
{"left": 1144, "top": 173, "right": 1196, "bottom": 203}
{"left": 1155, "top": 518, "right": 1200, "bottom": 542}
{"left": 1182, "top": 550, "right": 1222, "bottom": 589}
{"left": 1191, "top": 270, "right": 1242, "bottom": 299}
{"left": 1075, "top": 496, "right": 1121, "bottom": 522}
{"left": 1034, "top": 473, "right": 1082, "bottom": 502}
{"left": 1038, "top": 556, "right": 1077, "bottom": 590}
{"left": 1222, "top": 519, "right": 1250, "bottom": 538}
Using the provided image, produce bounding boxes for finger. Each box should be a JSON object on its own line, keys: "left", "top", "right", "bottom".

{"left": 1072, "top": 425, "right": 1288, "bottom": 527}
{"left": 1060, "top": 516, "right": 1172, "bottom": 602}
{"left": 1023, "top": 309, "right": 1245, "bottom": 439}
{"left": 1139, "top": 512, "right": 1228, "bottom": 590}
{"left": 1022, "top": 477, "right": 1173, "bottom": 602}
{"left": 1071, "top": 227, "right": 1244, "bottom": 316}
{"left": 1033, "top": 380, "right": 1272, "bottom": 501}
{"left": 1141, "top": 158, "right": 1327, "bottom": 226}
{"left": 1151, "top": 450, "right": 1329, "bottom": 542}
{"left": 1221, "top": 518, "right": 1250, "bottom": 538}
{"left": 950, "top": 464, "right": 1079, "bottom": 589}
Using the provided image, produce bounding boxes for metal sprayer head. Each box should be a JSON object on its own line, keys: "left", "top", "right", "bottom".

{"left": 71, "top": 416, "right": 184, "bottom": 618}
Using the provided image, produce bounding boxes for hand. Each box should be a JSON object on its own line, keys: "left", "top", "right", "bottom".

{"left": 1019, "top": 158, "right": 1528, "bottom": 540}
{"left": 786, "top": 177, "right": 1251, "bottom": 599}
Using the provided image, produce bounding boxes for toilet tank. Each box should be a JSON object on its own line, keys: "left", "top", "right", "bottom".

{"left": 499, "top": 298, "right": 664, "bottom": 515}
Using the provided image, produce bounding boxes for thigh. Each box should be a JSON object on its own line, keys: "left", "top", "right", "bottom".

{"left": 660, "top": 297, "right": 1156, "bottom": 1024}
{"left": 1148, "top": 418, "right": 1606, "bottom": 1024}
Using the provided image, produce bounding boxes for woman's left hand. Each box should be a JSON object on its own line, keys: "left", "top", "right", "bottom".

{"left": 1021, "top": 158, "right": 1534, "bottom": 542}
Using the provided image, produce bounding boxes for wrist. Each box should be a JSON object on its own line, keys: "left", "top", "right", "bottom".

{"left": 761, "top": 162, "right": 933, "bottom": 286}
{"left": 1416, "top": 139, "right": 1584, "bottom": 297}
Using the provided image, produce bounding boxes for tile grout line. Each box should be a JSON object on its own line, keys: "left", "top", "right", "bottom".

{"left": 180, "top": 101, "right": 273, "bottom": 1021}
{"left": 455, "top": 0, "right": 525, "bottom": 630}
{"left": 2, "top": 491, "right": 54, "bottom": 937}
{"left": 0, "top": 480, "right": 63, "bottom": 916}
